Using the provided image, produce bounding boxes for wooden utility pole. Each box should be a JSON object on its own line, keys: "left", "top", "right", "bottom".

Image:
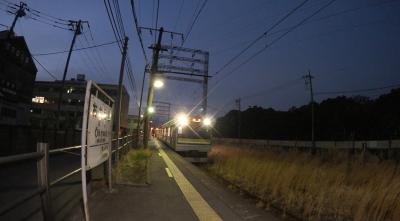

{"left": 135, "top": 67, "right": 147, "bottom": 148}
{"left": 143, "top": 27, "right": 164, "bottom": 149}
{"left": 304, "top": 70, "right": 315, "bottom": 154}
{"left": 9, "top": 2, "right": 26, "bottom": 36}
{"left": 115, "top": 37, "right": 129, "bottom": 159}
{"left": 235, "top": 98, "right": 241, "bottom": 139}
{"left": 56, "top": 20, "right": 82, "bottom": 127}
{"left": 202, "top": 52, "right": 209, "bottom": 115}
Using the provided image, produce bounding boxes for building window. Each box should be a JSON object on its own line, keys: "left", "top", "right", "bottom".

{"left": 32, "top": 96, "right": 46, "bottom": 103}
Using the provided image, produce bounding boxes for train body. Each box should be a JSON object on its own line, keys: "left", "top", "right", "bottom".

{"left": 156, "top": 114, "right": 212, "bottom": 163}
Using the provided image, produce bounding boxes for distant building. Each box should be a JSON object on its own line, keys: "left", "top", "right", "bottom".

{"left": 31, "top": 74, "right": 130, "bottom": 147}
{"left": 127, "top": 114, "right": 140, "bottom": 135}
{"left": 0, "top": 30, "right": 37, "bottom": 155}
{"left": 0, "top": 30, "right": 37, "bottom": 126}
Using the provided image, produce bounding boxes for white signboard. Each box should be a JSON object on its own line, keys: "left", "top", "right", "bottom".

{"left": 81, "top": 80, "right": 114, "bottom": 221}
{"left": 82, "top": 81, "right": 114, "bottom": 170}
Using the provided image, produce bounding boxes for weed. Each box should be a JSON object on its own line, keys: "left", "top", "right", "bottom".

{"left": 208, "top": 145, "right": 400, "bottom": 221}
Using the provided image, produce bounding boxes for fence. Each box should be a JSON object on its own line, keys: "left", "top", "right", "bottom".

{"left": 213, "top": 138, "right": 400, "bottom": 149}
{"left": 213, "top": 138, "right": 400, "bottom": 160}
{"left": 0, "top": 135, "right": 134, "bottom": 220}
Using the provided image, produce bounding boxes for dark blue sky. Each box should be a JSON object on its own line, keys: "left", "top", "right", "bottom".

{"left": 1, "top": 0, "right": 400, "bottom": 117}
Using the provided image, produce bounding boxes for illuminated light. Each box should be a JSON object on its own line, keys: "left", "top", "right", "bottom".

{"left": 98, "top": 112, "right": 107, "bottom": 120}
{"left": 148, "top": 106, "right": 155, "bottom": 113}
{"left": 140, "top": 114, "right": 144, "bottom": 118}
{"left": 154, "top": 79, "right": 164, "bottom": 88}
{"left": 203, "top": 117, "right": 212, "bottom": 126}
{"left": 32, "top": 96, "right": 45, "bottom": 104}
{"left": 176, "top": 113, "right": 189, "bottom": 127}
{"left": 192, "top": 118, "right": 201, "bottom": 122}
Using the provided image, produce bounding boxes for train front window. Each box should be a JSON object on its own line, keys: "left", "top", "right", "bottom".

{"left": 178, "top": 123, "right": 210, "bottom": 139}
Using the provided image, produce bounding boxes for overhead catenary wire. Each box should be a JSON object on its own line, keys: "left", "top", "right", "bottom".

{"left": 214, "top": 0, "right": 309, "bottom": 76}
{"left": 173, "top": 0, "right": 185, "bottom": 31}
{"left": 183, "top": 0, "right": 208, "bottom": 45}
{"left": 213, "top": 0, "right": 337, "bottom": 87}
{"left": 129, "top": 0, "right": 149, "bottom": 64}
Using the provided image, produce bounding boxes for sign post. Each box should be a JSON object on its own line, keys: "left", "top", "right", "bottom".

{"left": 81, "top": 80, "right": 114, "bottom": 221}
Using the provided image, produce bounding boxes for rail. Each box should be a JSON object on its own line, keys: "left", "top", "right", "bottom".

{"left": 0, "top": 134, "right": 134, "bottom": 220}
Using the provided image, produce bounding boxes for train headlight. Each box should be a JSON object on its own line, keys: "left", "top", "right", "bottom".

{"left": 176, "top": 113, "right": 189, "bottom": 127}
{"left": 203, "top": 117, "right": 212, "bottom": 127}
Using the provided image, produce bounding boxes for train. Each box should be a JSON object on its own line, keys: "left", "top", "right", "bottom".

{"left": 155, "top": 113, "right": 213, "bottom": 163}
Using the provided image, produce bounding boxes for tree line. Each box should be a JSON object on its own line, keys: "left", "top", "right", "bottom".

{"left": 214, "top": 88, "right": 400, "bottom": 141}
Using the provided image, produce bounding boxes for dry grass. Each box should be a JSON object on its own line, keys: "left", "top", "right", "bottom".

{"left": 113, "top": 149, "right": 152, "bottom": 185}
{"left": 208, "top": 145, "right": 400, "bottom": 221}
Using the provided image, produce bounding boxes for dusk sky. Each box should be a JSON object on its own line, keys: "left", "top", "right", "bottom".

{"left": 1, "top": 0, "right": 399, "bottom": 117}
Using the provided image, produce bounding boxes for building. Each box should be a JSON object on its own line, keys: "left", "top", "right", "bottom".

{"left": 127, "top": 114, "right": 140, "bottom": 135}
{"left": 0, "top": 30, "right": 37, "bottom": 155}
{"left": 31, "top": 74, "right": 130, "bottom": 147}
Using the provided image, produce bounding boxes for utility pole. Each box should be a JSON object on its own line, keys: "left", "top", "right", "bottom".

{"left": 202, "top": 52, "right": 209, "bottom": 115}
{"left": 115, "top": 37, "right": 129, "bottom": 159}
{"left": 56, "top": 20, "right": 82, "bottom": 134}
{"left": 235, "top": 98, "right": 241, "bottom": 139}
{"left": 9, "top": 2, "right": 26, "bottom": 36}
{"left": 143, "top": 27, "right": 164, "bottom": 149}
{"left": 135, "top": 67, "right": 147, "bottom": 148}
{"left": 304, "top": 70, "right": 315, "bottom": 154}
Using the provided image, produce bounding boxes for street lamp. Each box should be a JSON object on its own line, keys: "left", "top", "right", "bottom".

{"left": 148, "top": 106, "right": 155, "bottom": 114}
{"left": 153, "top": 79, "right": 164, "bottom": 89}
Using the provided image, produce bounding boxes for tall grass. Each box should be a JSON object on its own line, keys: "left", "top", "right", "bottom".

{"left": 208, "top": 145, "right": 400, "bottom": 221}
{"left": 113, "top": 149, "right": 151, "bottom": 185}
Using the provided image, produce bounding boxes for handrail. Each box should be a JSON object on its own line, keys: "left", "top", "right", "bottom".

{"left": 0, "top": 152, "right": 44, "bottom": 165}
{"left": 0, "top": 187, "right": 45, "bottom": 216}
{"left": 49, "top": 145, "right": 81, "bottom": 154}
{"left": 1, "top": 136, "right": 134, "bottom": 218}
{"left": 50, "top": 168, "right": 82, "bottom": 186}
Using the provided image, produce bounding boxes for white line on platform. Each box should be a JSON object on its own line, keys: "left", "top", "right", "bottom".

{"left": 155, "top": 141, "right": 222, "bottom": 221}
{"left": 165, "top": 167, "right": 173, "bottom": 177}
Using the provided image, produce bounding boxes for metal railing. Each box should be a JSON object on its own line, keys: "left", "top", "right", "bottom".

{"left": 0, "top": 135, "right": 134, "bottom": 220}
{"left": 0, "top": 143, "right": 51, "bottom": 220}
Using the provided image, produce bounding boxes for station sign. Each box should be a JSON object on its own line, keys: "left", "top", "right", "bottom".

{"left": 80, "top": 80, "right": 114, "bottom": 221}
{"left": 82, "top": 81, "right": 114, "bottom": 169}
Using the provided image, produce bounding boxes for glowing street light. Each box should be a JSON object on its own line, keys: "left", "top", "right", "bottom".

{"left": 153, "top": 79, "right": 164, "bottom": 88}
{"left": 203, "top": 117, "right": 212, "bottom": 126}
{"left": 148, "top": 106, "right": 155, "bottom": 114}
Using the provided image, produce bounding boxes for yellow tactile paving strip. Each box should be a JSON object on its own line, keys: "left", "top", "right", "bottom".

{"left": 156, "top": 142, "right": 223, "bottom": 221}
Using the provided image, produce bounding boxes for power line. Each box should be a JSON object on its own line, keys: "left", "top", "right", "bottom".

{"left": 213, "top": 0, "right": 337, "bottom": 86}
{"left": 242, "top": 78, "right": 303, "bottom": 100}
{"left": 155, "top": 0, "right": 160, "bottom": 34}
{"left": 214, "top": 0, "right": 309, "bottom": 76}
{"left": 183, "top": 0, "right": 208, "bottom": 45}
{"left": 173, "top": 0, "right": 184, "bottom": 31}
{"left": 129, "top": 0, "right": 149, "bottom": 64}
{"left": 25, "top": 15, "right": 71, "bottom": 30}
{"left": 315, "top": 83, "right": 400, "bottom": 95}
{"left": 32, "top": 56, "right": 57, "bottom": 80}
{"left": 104, "top": 0, "right": 123, "bottom": 51}
{"left": 104, "top": 0, "right": 139, "bottom": 107}
{"left": 32, "top": 40, "right": 119, "bottom": 56}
